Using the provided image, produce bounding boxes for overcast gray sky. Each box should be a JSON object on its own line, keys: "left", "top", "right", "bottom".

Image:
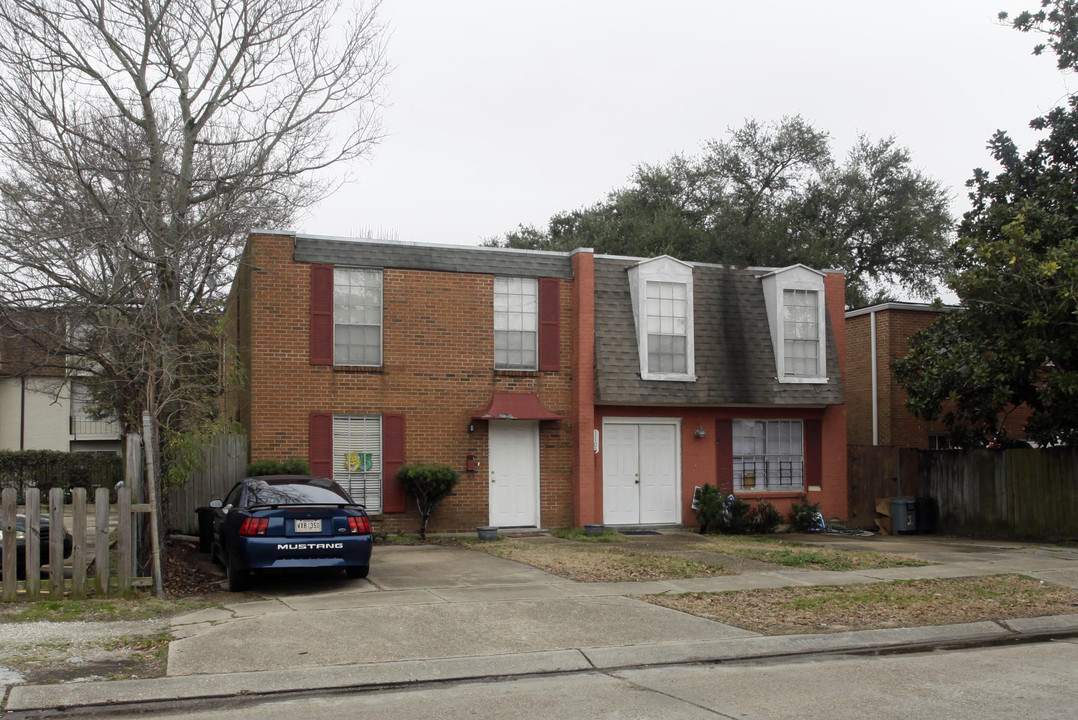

{"left": 299, "top": 0, "right": 1073, "bottom": 249}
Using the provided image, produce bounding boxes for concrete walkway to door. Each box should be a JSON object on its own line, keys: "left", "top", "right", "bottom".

{"left": 6, "top": 534, "right": 1078, "bottom": 713}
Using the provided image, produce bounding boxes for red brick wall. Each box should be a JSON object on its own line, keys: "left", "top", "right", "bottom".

{"left": 239, "top": 232, "right": 576, "bottom": 532}
{"left": 846, "top": 307, "right": 1031, "bottom": 449}
{"left": 592, "top": 404, "right": 848, "bottom": 526}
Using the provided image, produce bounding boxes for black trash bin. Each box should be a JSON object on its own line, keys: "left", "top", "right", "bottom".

{"left": 890, "top": 497, "right": 917, "bottom": 534}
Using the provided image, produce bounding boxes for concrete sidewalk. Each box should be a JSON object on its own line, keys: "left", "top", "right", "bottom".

{"left": 5, "top": 535, "right": 1078, "bottom": 713}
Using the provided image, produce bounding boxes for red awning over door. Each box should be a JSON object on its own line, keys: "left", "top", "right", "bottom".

{"left": 472, "top": 393, "right": 566, "bottom": 421}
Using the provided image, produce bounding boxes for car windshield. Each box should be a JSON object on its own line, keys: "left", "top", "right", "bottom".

{"left": 245, "top": 479, "right": 352, "bottom": 506}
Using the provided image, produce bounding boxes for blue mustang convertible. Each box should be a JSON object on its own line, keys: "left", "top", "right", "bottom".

{"left": 203, "top": 475, "right": 373, "bottom": 591}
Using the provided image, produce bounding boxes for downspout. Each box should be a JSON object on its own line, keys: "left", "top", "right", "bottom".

{"left": 20, "top": 376, "right": 26, "bottom": 450}
{"left": 870, "top": 311, "right": 878, "bottom": 446}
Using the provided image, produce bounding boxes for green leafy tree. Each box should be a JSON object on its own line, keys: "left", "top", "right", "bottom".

{"left": 895, "top": 3, "right": 1078, "bottom": 447}
{"left": 395, "top": 463, "right": 459, "bottom": 540}
{"left": 487, "top": 117, "right": 952, "bottom": 308}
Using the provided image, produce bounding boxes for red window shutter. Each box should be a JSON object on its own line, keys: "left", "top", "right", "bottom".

{"left": 538, "top": 278, "right": 560, "bottom": 371}
{"left": 310, "top": 264, "right": 334, "bottom": 365}
{"left": 310, "top": 413, "right": 333, "bottom": 479}
{"left": 804, "top": 419, "right": 822, "bottom": 489}
{"left": 714, "top": 419, "right": 733, "bottom": 495}
{"left": 382, "top": 414, "right": 407, "bottom": 513}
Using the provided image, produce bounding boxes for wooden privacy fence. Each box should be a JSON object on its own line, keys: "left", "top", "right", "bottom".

{"left": 923, "top": 447, "right": 1078, "bottom": 538}
{"left": 166, "top": 434, "right": 246, "bottom": 535}
{"left": 848, "top": 446, "right": 1078, "bottom": 538}
{"left": 1, "top": 486, "right": 151, "bottom": 602}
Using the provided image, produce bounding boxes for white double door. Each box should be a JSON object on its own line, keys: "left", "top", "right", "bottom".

{"left": 489, "top": 421, "right": 540, "bottom": 528}
{"left": 603, "top": 420, "right": 680, "bottom": 525}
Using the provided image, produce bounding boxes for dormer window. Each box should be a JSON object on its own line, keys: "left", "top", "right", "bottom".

{"left": 628, "top": 256, "right": 696, "bottom": 382}
{"left": 761, "top": 265, "right": 828, "bottom": 383}
{"left": 783, "top": 289, "right": 820, "bottom": 377}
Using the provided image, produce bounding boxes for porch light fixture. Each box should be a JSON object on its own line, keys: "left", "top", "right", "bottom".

{"left": 467, "top": 421, "right": 476, "bottom": 434}
{"left": 694, "top": 426, "right": 707, "bottom": 439}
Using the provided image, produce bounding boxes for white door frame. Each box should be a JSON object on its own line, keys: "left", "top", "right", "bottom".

{"left": 488, "top": 420, "right": 541, "bottom": 528}
{"left": 601, "top": 417, "right": 682, "bottom": 525}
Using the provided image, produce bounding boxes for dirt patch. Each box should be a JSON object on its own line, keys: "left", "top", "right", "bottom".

{"left": 162, "top": 537, "right": 227, "bottom": 598}
{"left": 639, "top": 575, "right": 1078, "bottom": 634}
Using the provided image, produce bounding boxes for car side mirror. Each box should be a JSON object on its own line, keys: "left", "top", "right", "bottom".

{"left": 209, "top": 499, "right": 223, "bottom": 509}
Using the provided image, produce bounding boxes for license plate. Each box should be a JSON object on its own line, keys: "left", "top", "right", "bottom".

{"left": 294, "top": 519, "right": 322, "bottom": 533}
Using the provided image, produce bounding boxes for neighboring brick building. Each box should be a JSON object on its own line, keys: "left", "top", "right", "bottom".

{"left": 845, "top": 302, "right": 1029, "bottom": 449}
{"left": 225, "top": 231, "right": 848, "bottom": 531}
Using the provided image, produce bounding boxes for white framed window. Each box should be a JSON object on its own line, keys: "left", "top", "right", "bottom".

{"left": 783, "top": 289, "right": 820, "bottom": 377}
{"left": 494, "top": 276, "right": 537, "bottom": 370}
{"left": 333, "top": 414, "right": 382, "bottom": 513}
{"left": 334, "top": 268, "right": 382, "bottom": 366}
{"left": 733, "top": 419, "right": 804, "bottom": 492}
{"left": 646, "top": 281, "right": 689, "bottom": 374}
{"left": 760, "top": 265, "right": 827, "bottom": 383}
{"left": 628, "top": 256, "right": 696, "bottom": 382}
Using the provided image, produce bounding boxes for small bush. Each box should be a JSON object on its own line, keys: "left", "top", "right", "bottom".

{"left": 245, "top": 458, "right": 310, "bottom": 477}
{"left": 395, "top": 463, "right": 459, "bottom": 540}
{"left": 694, "top": 484, "right": 726, "bottom": 534}
{"left": 694, "top": 485, "right": 751, "bottom": 534}
{"left": 789, "top": 494, "right": 825, "bottom": 532}
{"left": 747, "top": 500, "right": 782, "bottom": 533}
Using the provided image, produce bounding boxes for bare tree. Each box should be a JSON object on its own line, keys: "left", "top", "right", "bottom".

{"left": 0, "top": 0, "right": 388, "bottom": 552}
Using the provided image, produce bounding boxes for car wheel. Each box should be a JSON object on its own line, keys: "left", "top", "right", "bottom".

{"left": 345, "top": 565, "right": 369, "bottom": 579}
{"left": 226, "top": 552, "right": 250, "bottom": 592}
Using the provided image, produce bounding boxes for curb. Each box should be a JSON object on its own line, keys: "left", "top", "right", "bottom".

{"left": 6, "top": 615, "right": 1078, "bottom": 715}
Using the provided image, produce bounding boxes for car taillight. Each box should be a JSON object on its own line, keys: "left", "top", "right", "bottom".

{"left": 348, "top": 516, "right": 371, "bottom": 534}
{"left": 239, "top": 517, "right": 269, "bottom": 536}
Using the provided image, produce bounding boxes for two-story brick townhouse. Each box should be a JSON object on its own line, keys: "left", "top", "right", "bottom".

{"left": 585, "top": 256, "right": 847, "bottom": 527}
{"left": 225, "top": 231, "right": 847, "bottom": 532}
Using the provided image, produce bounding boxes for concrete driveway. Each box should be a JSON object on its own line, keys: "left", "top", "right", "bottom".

{"left": 165, "top": 534, "right": 1078, "bottom": 676}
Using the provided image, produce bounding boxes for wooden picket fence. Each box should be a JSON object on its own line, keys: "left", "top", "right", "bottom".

{"left": 0, "top": 485, "right": 152, "bottom": 601}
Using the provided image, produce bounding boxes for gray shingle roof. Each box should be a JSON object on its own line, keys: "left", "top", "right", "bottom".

{"left": 594, "top": 258, "right": 844, "bottom": 406}
{"left": 294, "top": 236, "right": 574, "bottom": 279}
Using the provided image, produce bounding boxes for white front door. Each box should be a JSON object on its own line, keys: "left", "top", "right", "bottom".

{"left": 489, "top": 421, "right": 539, "bottom": 527}
{"left": 603, "top": 423, "right": 640, "bottom": 525}
{"left": 603, "top": 420, "right": 680, "bottom": 525}
{"left": 639, "top": 424, "right": 678, "bottom": 524}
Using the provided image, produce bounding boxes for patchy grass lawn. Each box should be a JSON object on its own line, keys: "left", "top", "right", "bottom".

{"left": 692, "top": 535, "right": 927, "bottom": 571}
{"left": 457, "top": 530, "right": 926, "bottom": 582}
{"left": 462, "top": 537, "right": 735, "bottom": 582}
{"left": 0, "top": 595, "right": 215, "bottom": 624}
{"left": 639, "top": 575, "right": 1078, "bottom": 635}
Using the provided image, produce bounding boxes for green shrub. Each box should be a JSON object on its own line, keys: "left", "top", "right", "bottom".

{"left": 747, "top": 500, "right": 782, "bottom": 533}
{"left": 693, "top": 484, "right": 725, "bottom": 534}
{"left": 789, "top": 494, "right": 825, "bottom": 532}
{"left": 395, "top": 463, "right": 459, "bottom": 540}
{"left": 245, "top": 458, "right": 310, "bottom": 477}
{"left": 694, "top": 485, "right": 751, "bottom": 534}
{"left": 0, "top": 449, "right": 122, "bottom": 503}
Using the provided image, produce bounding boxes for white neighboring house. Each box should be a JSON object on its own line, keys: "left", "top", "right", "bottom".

{"left": 0, "top": 328, "right": 122, "bottom": 454}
